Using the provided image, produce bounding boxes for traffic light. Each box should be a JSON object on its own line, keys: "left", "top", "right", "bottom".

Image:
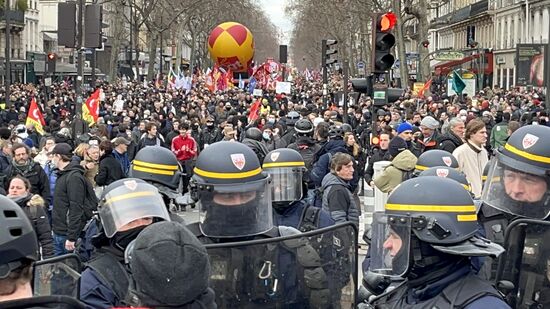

{"left": 422, "top": 40, "right": 430, "bottom": 48}
{"left": 372, "top": 12, "right": 396, "bottom": 74}
{"left": 322, "top": 39, "right": 338, "bottom": 69}
{"left": 47, "top": 53, "right": 56, "bottom": 73}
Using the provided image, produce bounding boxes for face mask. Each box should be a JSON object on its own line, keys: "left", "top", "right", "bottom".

{"left": 206, "top": 122, "right": 214, "bottom": 127}
{"left": 110, "top": 225, "right": 148, "bottom": 251}
{"left": 268, "top": 118, "right": 275, "bottom": 123}
{"left": 262, "top": 132, "right": 271, "bottom": 140}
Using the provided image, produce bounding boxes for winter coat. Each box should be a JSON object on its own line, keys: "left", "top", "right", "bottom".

{"left": 6, "top": 160, "right": 51, "bottom": 205}
{"left": 43, "top": 161, "right": 57, "bottom": 209}
{"left": 14, "top": 194, "right": 54, "bottom": 258}
{"left": 453, "top": 141, "right": 489, "bottom": 199}
{"left": 52, "top": 162, "right": 97, "bottom": 241}
{"left": 0, "top": 151, "right": 11, "bottom": 188}
{"left": 242, "top": 138, "right": 269, "bottom": 164}
{"left": 373, "top": 149, "right": 417, "bottom": 193}
{"left": 321, "top": 173, "right": 359, "bottom": 226}
{"left": 438, "top": 131, "right": 464, "bottom": 154}
{"left": 81, "top": 156, "right": 99, "bottom": 187}
{"left": 490, "top": 121, "right": 509, "bottom": 151}
{"left": 95, "top": 153, "right": 125, "bottom": 187}
{"left": 364, "top": 147, "right": 390, "bottom": 184}
{"left": 311, "top": 139, "right": 359, "bottom": 191}
{"left": 262, "top": 134, "right": 284, "bottom": 151}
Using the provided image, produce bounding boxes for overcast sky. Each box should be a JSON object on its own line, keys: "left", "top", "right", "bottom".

{"left": 257, "top": 0, "right": 292, "bottom": 45}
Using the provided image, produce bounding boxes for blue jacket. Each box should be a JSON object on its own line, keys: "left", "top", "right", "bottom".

{"left": 273, "top": 199, "right": 335, "bottom": 230}
{"left": 79, "top": 268, "right": 117, "bottom": 309}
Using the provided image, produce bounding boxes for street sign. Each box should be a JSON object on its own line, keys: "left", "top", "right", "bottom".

{"left": 434, "top": 51, "right": 465, "bottom": 61}
{"left": 357, "top": 61, "right": 365, "bottom": 69}
{"left": 44, "top": 77, "right": 52, "bottom": 87}
{"left": 373, "top": 84, "right": 388, "bottom": 106}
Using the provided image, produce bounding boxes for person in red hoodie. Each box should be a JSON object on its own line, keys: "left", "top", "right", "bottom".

{"left": 171, "top": 122, "right": 197, "bottom": 194}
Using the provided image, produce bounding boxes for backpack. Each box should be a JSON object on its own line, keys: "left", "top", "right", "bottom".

{"left": 75, "top": 216, "right": 100, "bottom": 262}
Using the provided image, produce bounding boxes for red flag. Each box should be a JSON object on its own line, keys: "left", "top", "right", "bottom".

{"left": 248, "top": 100, "right": 261, "bottom": 123}
{"left": 418, "top": 78, "right": 433, "bottom": 98}
{"left": 26, "top": 97, "right": 45, "bottom": 134}
{"left": 83, "top": 89, "right": 100, "bottom": 126}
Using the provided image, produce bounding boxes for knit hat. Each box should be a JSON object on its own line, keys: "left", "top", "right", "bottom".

{"left": 128, "top": 222, "right": 211, "bottom": 307}
{"left": 420, "top": 116, "right": 440, "bottom": 129}
{"left": 389, "top": 137, "right": 408, "bottom": 158}
{"left": 396, "top": 122, "right": 413, "bottom": 134}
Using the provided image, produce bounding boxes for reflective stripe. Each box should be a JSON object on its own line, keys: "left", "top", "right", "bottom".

{"left": 263, "top": 161, "right": 305, "bottom": 168}
{"left": 106, "top": 191, "right": 156, "bottom": 205}
{"left": 133, "top": 165, "right": 175, "bottom": 176}
{"left": 481, "top": 176, "right": 487, "bottom": 181}
{"left": 504, "top": 143, "right": 550, "bottom": 164}
{"left": 385, "top": 204, "right": 476, "bottom": 212}
{"left": 457, "top": 214, "right": 478, "bottom": 222}
{"left": 415, "top": 165, "right": 428, "bottom": 171}
{"left": 194, "top": 167, "right": 262, "bottom": 179}
{"left": 133, "top": 160, "right": 178, "bottom": 171}
{"left": 462, "top": 184, "right": 472, "bottom": 191}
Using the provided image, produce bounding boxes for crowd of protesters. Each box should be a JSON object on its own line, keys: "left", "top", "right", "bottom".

{"left": 0, "top": 70, "right": 546, "bottom": 258}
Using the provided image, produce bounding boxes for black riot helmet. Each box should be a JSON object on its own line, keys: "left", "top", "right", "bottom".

{"left": 130, "top": 146, "right": 183, "bottom": 197}
{"left": 98, "top": 178, "right": 171, "bottom": 238}
{"left": 482, "top": 125, "right": 550, "bottom": 219}
{"left": 263, "top": 149, "right": 306, "bottom": 205}
{"left": 414, "top": 150, "right": 458, "bottom": 176}
{"left": 0, "top": 195, "right": 39, "bottom": 278}
{"left": 328, "top": 125, "right": 344, "bottom": 139}
{"left": 369, "top": 177, "right": 503, "bottom": 278}
{"left": 244, "top": 127, "right": 262, "bottom": 141}
{"left": 286, "top": 111, "right": 301, "bottom": 126}
{"left": 191, "top": 141, "right": 272, "bottom": 238}
{"left": 294, "top": 119, "right": 314, "bottom": 136}
{"left": 419, "top": 166, "right": 472, "bottom": 194}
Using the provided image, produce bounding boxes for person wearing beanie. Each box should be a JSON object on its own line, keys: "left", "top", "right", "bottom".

{"left": 396, "top": 122, "right": 413, "bottom": 135}
{"left": 373, "top": 137, "right": 417, "bottom": 193}
{"left": 418, "top": 116, "right": 441, "bottom": 152}
{"left": 127, "top": 222, "right": 216, "bottom": 309}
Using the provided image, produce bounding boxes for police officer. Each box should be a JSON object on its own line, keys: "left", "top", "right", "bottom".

{"left": 413, "top": 149, "right": 459, "bottom": 177}
{"left": 188, "top": 141, "right": 332, "bottom": 308}
{"left": 79, "top": 179, "right": 171, "bottom": 308}
{"left": 367, "top": 177, "right": 509, "bottom": 308}
{"left": 478, "top": 125, "right": 550, "bottom": 287}
{"left": 0, "top": 195, "right": 85, "bottom": 308}
{"left": 263, "top": 148, "right": 334, "bottom": 231}
{"left": 129, "top": 146, "right": 188, "bottom": 218}
{"left": 288, "top": 119, "right": 321, "bottom": 181}
{"left": 280, "top": 110, "right": 301, "bottom": 147}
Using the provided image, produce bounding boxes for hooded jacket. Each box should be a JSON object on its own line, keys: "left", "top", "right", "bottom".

{"left": 373, "top": 149, "right": 417, "bottom": 193}
{"left": 52, "top": 162, "right": 97, "bottom": 241}
{"left": 13, "top": 193, "right": 54, "bottom": 258}
{"left": 321, "top": 173, "right": 359, "bottom": 226}
{"left": 311, "top": 139, "right": 359, "bottom": 191}
{"left": 242, "top": 138, "right": 269, "bottom": 164}
{"left": 6, "top": 159, "right": 51, "bottom": 205}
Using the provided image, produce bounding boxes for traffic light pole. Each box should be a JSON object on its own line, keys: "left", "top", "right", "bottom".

{"left": 72, "top": 0, "right": 86, "bottom": 138}
{"left": 343, "top": 59, "right": 349, "bottom": 124}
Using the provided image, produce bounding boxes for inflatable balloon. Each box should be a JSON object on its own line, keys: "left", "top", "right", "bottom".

{"left": 208, "top": 22, "right": 254, "bottom": 72}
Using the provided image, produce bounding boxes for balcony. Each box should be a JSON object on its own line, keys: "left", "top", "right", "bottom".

{"left": 0, "top": 10, "right": 25, "bottom": 27}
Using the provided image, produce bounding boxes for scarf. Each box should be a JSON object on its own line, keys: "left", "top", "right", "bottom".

{"left": 12, "top": 158, "right": 34, "bottom": 175}
{"left": 113, "top": 150, "right": 130, "bottom": 176}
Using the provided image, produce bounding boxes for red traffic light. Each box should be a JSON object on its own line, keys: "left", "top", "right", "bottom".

{"left": 378, "top": 12, "right": 397, "bottom": 32}
{"left": 422, "top": 40, "right": 430, "bottom": 48}
{"left": 47, "top": 53, "right": 56, "bottom": 60}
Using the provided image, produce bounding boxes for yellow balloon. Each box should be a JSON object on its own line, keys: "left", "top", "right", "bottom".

{"left": 208, "top": 22, "right": 255, "bottom": 72}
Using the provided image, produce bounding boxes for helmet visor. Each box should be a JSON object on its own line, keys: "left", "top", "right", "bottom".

{"left": 265, "top": 167, "right": 304, "bottom": 202}
{"left": 369, "top": 212, "right": 411, "bottom": 278}
{"left": 481, "top": 159, "right": 550, "bottom": 219}
{"left": 197, "top": 178, "right": 273, "bottom": 238}
{"left": 100, "top": 183, "right": 171, "bottom": 237}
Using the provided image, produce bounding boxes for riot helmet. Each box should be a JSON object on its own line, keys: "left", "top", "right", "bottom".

{"left": 191, "top": 141, "right": 272, "bottom": 238}
{"left": 263, "top": 149, "right": 306, "bottom": 206}
{"left": 98, "top": 178, "right": 171, "bottom": 238}
{"left": 328, "top": 125, "right": 344, "bottom": 139}
{"left": 370, "top": 177, "right": 503, "bottom": 278}
{"left": 294, "top": 119, "right": 314, "bottom": 136}
{"left": 0, "top": 196, "right": 39, "bottom": 278}
{"left": 287, "top": 111, "right": 300, "bottom": 126}
{"left": 130, "top": 146, "right": 183, "bottom": 198}
{"left": 244, "top": 127, "right": 262, "bottom": 141}
{"left": 414, "top": 150, "right": 458, "bottom": 176}
{"left": 419, "top": 166, "right": 472, "bottom": 194}
{"left": 482, "top": 125, "right": 550, "bottom": 219}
